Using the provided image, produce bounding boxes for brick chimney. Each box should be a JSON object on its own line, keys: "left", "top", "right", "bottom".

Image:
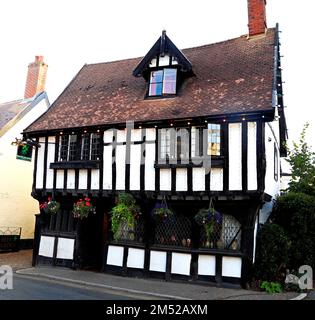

{"left": 247, "top": 0, "right": 267, "bottom": 37}
{"left": 24, "top": 56, "right": 48, "bottom": 99}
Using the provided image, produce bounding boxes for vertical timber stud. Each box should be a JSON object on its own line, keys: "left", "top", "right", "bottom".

{"left": 155, "top": 128, "right": 160, "bottom": 191}
{"left": 140, "top": 129, "right": 146, "bottom": 191}
{"left": 242, "top": 122, "right": 248, "bottom": 191}
{"left": 122, "top": 246, "right": 128, "bottom": 276}
{"left": 222, "top": 122, "right": 229, "bottom": 192}
{"left": 53, "top": 135, "right": 59, "bottom": 195}
{"left": 32, "top": 137, "right": 39, "bottom": 194}
{"left": 43, "top": 136, "right": 49, "bottom": 191}
{"left": 215, "top": 254, "right": 223, "bottom": 286}
{"left": 187, "top": 127, "right": 193, "bottom": 193}
{"left": 165, "top": 251, "right": 172, "bottom": 281}
{"left": 256, "top": 121, "right": 266, "bottom": 192}
{"left": 125, "top": 126, "right": 131, "bottom": 191}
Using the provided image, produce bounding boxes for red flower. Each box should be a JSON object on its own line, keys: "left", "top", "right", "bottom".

{"left": 86, "top": 202, "right": 90, "bottom": 207}
{"left": 85, "top": 197, "right": 90, "bottom": 201}
{"left": 48, "top": 197, "right": 52, "bottom": 201}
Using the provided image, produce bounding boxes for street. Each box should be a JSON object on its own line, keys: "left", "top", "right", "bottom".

{"left": 0, "top": 274, "right": 136, "bottom": 300}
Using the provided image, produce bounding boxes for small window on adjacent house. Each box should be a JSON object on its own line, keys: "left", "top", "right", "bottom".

{"left": 149, "top": 68, "right": 177, "bottom": 96}
{"left": 274, "top": 143, "right": 279, "bottom": 181}
{"left": 207, "top": 124, "right": 221, "bottom": 156}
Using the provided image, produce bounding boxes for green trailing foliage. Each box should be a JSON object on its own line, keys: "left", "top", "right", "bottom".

{"left": 110, "top": 193, "right": 140, "bottom": 241}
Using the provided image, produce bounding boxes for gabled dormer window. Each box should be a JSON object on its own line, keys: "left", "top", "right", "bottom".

{"left": 149, "top": 68, "right": 177, "bottom": 96}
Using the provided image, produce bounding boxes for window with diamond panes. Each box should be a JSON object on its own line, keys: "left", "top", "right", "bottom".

{"left": 81, "top": 134, "right": 90, "bottom": 160}
{"left": 90, "top": 133, "right": 101, "bottom": 160}
{"left": 59, "top": 135, "right": 69, "bottom": 161}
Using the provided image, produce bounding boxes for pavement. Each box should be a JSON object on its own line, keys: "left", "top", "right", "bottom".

{"left": 0, "top": 250, "right": 309, "bottom": 300}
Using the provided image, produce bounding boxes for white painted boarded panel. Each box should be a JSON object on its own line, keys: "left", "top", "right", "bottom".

{"left": 171, "top": 253, "right": 191, "bottom": 275}
{"left": 117, "top": 129, "right": 127, "bottom": 143}
{"left": 116, "top": 145, "right": 126, "bottom": 190}
{"left": 193, "top": 168, "right": 205, "bottom": 191}
{"left": 103, "top": 145, "right": 112, "bottom": 190}
{"left": 56, "top": 238, "right": 75, "bottom": 260}
{"left": 106, "top": 245, "right": 124, "bottom": 267}
{"left": 103, "top": 129, "right": 113, "bottom": 143}
{"left": 46, "top": 136, "right": 55, "bottom": 189}
{"left": 91, "top": 169, "right": 99, "bottom": 190}
{"left": 56, "top": 170, "right": 64, "bottom": 189}
{"left": 35, "top": 137, "right": 45, "bottom": 189}
{"left": 145, "top": 143, "right": 155, "bottom": 191}
{"left": 159, "top": 55, "right": 170, "bottom": 66}
{"left": 78, "top": 169, "right": 88, "bottom": 190}
{"left": 38, "top": 236, "right": 55, "bottom": 258}
{"left": 145, "top": 128, "right": 156, "bottom": 141}
{"left": 198, "top": 255, "right": 216, "bottom": 276}
{"left": 127, "top": 248, "right": 145, "bottom": 269}
{"left": 131, "top": 129, "right": 142, "bottom": 142}
{"left": 210, "top": 168, "right": 223, "bottom": 191}
{"left": 130, "top": 144, "right": 141, "bottom": 190}
{"left": 67, "top": 169, "right": 75, "bottom": 189}
{"left": 160, "top": 169, "right": 171, "bottom": 191}
{"left": 149, "top": 251, "right": 167, "bottom": 272}
{"left": 176, "top": 168, "right": 187, "bottom": 191}
{"left": 248, "top": 122, "right": 257, "bottom": 190}
{"left": 229, "top": 123, "right": 242, "bottom": 190}
{"left": 222, "top": 256, "right": 242, "bottom": 278}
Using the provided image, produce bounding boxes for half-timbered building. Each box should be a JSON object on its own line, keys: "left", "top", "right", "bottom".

{"left": 23, "top": 0, "right": 287, "bottom": 286}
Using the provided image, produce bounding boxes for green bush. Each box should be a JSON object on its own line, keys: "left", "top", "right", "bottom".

{"left": 254, "top": 223, "right": 290, "bottom": 282}
{"left": 272, "top": 192, "right": 315, "bottom": 269}
{"left": 260, "top": 281, "right": 282, "bottom": 294}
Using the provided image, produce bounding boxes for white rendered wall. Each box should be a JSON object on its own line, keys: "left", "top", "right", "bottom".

{"left": 130, "top": 144, "right": 141, "bottom": 190}
{"left": 229, "top": 123, "right": 242, "bottom": 190}
{"left": 45, "top": 136, "right": 55, "bottom": 189}
{"left": 193, "top": 168, "right": 205, "bottom": 191}
{"left": 247, "top": 122, "right": 257, "bottom": 190}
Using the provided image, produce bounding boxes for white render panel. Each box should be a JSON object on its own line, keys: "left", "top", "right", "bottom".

{"left": 229, "top": 123, "right": 242, "bottom": 190}
{"left": 103, "top": 129, "right": 113, "bottom": 143}
{"left": 127, "top": 248, "right": 145, "bottom": 269}
{"left": 131, "top": 129, "right": 142, "bottom": 142}
{"left": 56, "top": 237, "right": 75, "bottom": 260}
{"left": 145, "top": 143, "right": 155, "bottom": 191}
{"left": 210, "top": 168, "right": 223, "bottom": 191}
{"left": 116, "top": 145, "right": 126, "bottom": 190}
{"left": 38, "top": 236, "right": 55, "bottom": 258}
{"left": 130, "top": 144, "right": 141, "bottom": 190}
{"left": 198, "top": 255, "right": 216, "bottom": 276}
{"left": 45, "top": 136, "right": 55, "bottom": 189}
{"left": 35, "top": 137, "right": 45, "bottom": 189}
{"left": 171, "top": 253, "right": 191, "bottom": 275}
{"left": 103, "top": 145, "right": 112, "bottom": 190}
{"left": 56, "top": 170, "right": 64, "bottom": 189}
{"left": 222, "top": 256, "right": 242, "bottom": 278}
{"left": 193, "top": 168, "right": 205, "bottom": 191}
{"left": 91, "top": 169, "right": 99, "bottom": 190}
{"left": 149, "top": 58, "right": 157, "bottom": 68}
{"left": 158, "top": 54, "right": 170, "bottom": 66}
{"left": 247, "top": 122, "right": 258, "bottom": 190}
{"left": 67, "top": 169, "right": 75, "bottom": 189}
{"left": 145, "top": 128, "right": 156, "bottom": 141}
{"left": 176, "top": 168, "right": 187, "bottom": 191}
{"left": 117, "top": 129, "right": 127, "bottom": 143}
{"left": 106, "top": 245, "right": 124, "bottom": 267}
{"left": 78, "top": 169, "right": 88, "bottom": 190}
{"left": 160, "top": 169, "right": 171, "bottom": 191}
{"left": 149, "top": 250, "right": 167, "bottom": 272}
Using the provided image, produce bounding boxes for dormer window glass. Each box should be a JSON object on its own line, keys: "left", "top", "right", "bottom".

{"left": 148, "top": 68, "right": 177, "bottom": 96}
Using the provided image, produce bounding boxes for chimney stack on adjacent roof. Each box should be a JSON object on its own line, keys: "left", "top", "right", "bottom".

{"left": 24, "top": 56, "right": 48, "bottom": 99}
{"left": 247, "top": 0, "right": 267, "bottom": 37}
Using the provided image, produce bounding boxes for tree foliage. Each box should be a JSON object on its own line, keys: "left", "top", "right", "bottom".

{"left": 286, "top": 123, "right": 315, "bottom": 195}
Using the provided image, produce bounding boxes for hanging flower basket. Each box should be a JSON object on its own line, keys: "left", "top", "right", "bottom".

{"left": 194, "top": 199, "right": 222, "bottom": 246}
{"left": 72, "top": 197, "right": 95, "bottom": 219}
{"left": 151, "top": 197, "right": 174, "bottom": 223}
{"left": 110, "top": 193, "right": 141, "bottom": 241}
{"left": 39, "top": 197, "right": 60, "bottom": 215}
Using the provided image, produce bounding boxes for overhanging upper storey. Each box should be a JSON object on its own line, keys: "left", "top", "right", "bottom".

{"left": 133, "top": 30, "right": 193, "bottom": 80}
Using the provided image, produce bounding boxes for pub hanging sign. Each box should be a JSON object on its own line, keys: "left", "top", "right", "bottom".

{"left": 16, "top": 144, "right": 33, "bottom": 161}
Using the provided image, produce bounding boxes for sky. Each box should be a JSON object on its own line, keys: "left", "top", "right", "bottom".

{"left": 0, "top": 0, "right": 315, "bottom": 153}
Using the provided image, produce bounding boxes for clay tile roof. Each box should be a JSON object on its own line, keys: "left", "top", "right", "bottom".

{"left": 25, "top": 28, "right": 276, "bottom": 133}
